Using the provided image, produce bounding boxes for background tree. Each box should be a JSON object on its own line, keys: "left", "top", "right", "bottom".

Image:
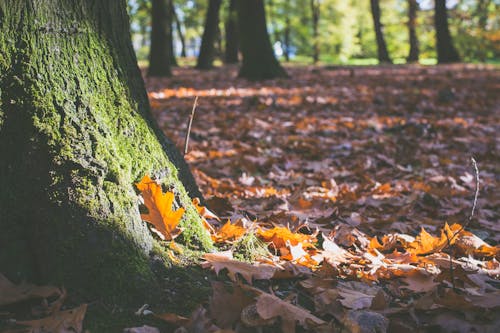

{"left": 149, "top": 0, "right": 175, "bottom": 76}
{"left": 434, "top": 0, "right": 460, "bottom": 63}
{"left": 237, "top": 0, "right": 288, "bottom": 80}
{"left": 196, "top": 0, "right": 222, "bottom": 69}
{"left": 172, "top": 1, "right": 187, "bottom": 57}
{"left": 310, "top": 0, "right": 321, "bottom": 64}
{"left": 407, "top": 0, "right": 419, "bottom": 62}
{"left": 370, "top": 0, "right": 392, "bottom": 63}
{"left": 0, "top": 0, "right": 211, "bottom": 304}
{"left": 224, "top": 0, "right": 239, "bottom": 63}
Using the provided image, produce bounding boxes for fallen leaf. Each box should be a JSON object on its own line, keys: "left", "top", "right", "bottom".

{"left": 16, "top": 304, "right": 87, "bottom": 333}
{"left": 203, "top": 253, "right": 277, "bottom": 284}
{"left": 136, "top": 175, "right": 185, "bottom": 240}
{"left": 0, "top": 274, "right": 61, "bottom": 307}
{"left": 209, "top": 282, "right": 254, "bottom": 328}
{"left": 255, "top": 292, "right": 326, "bottom": 333}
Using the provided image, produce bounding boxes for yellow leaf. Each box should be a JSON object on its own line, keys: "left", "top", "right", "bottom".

{"left": 136, "top": 175, "right": 185, "bottom": 240}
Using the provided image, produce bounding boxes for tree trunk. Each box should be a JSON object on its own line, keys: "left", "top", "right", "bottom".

{"left": 310, "top": 0, "right": 320, "bottom": 64}
{"left": 196, "top": 0, "right": 222, "bottom": 69}
{"left": 435, "top": 0, "right": 460, "bottom": 63}
{"left": 370, "top": 0, "right": 392, "bottom": 64}
{"left": 284, "top": 14, "right": 291, "bottom": 62}
{"left": 172, "top": 1, "right": 187, "bottom": 58}
{"left": 169, "top": 2, "right": 178, "bottom": 67}
{"left": 237, "top": 0, "right": 288, "bottom": 80}
{"left": 407, "top": 0, "right": 420, "bottom": 63}
{"left": 149, "top": 0, "right": 173, "bottom": 76}
{"left": 224, "top": 0, "right": 239, "bottom": 64}
{"left": 0, "top": 0, "right": 212, "bottom": 305}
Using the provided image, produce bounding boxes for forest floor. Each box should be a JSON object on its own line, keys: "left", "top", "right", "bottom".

{"left": 3, "top": 64, "right": 498, "bottom": 333}
{"left": 145, "top": 64, "right": 500, "bottom": 333}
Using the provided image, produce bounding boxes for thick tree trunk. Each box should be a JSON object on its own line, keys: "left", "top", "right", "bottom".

{"left": 172, "top": 2, "right": 187, "bottom": 58}
{"left": 224, "top": 0, "right": 239, "bottom": 64}
{"left": 0, "top": 0, "right": 211, "bottom": 305}
{"left": 196, "top": 0, "right": 222, "bottom": 69}
{"left": 149, "top": 0, "right": 173, "bottom": 76}
{"left": 435, "top": 0, "right": 460, "bottom": 63}
{"left": 310, "top": 0, "right": 320, "bottom": 64}
{"left": 407, "top": 0, "right": 420, "bottom": 63}
{"left": 370, "top": 0, "right": 392, "bottom": 64}
{"left": 237, "top": 0, "right": 288, "bottom": 80}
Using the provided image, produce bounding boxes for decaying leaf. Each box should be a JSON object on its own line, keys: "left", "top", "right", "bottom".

{"left": 337, "top": 281, "right": 384, "bottom": 310}
{"left": 254, "top": 292, "right": 327, "bottom": 333}
{"left": 136, "top": 175, "right": 185, "bottom": 240}
{"left": 16, "top": 304, "right": 87, "bottom": 333}
{"left": 209, "top": 282, "right": 254, "bottom": 328}
{"left": 0, "top": 274, "right": 61, "bottom": 307}
{"left": 203, "top": 252, "right": 277, "bottom": 284}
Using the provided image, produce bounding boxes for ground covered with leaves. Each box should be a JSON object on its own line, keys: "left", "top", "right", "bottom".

{"left": 147, "top": 64, "right": 500, "bottom": 332}
{"left": 1, "top": 64, "right": 498, "bottom": 333}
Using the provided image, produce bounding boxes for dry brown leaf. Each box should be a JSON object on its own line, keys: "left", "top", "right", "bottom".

{"left": 255, "top": 292, "right": 326, "bottom": 333}
{"left": 203, "top": 253, "right": 277, "bottom": 284}
{"left": 209, "top": 282, "right": 254, "bottom": 328}
{"left": 16, "top": 304, "right": 87, "bottom": 333}
{"left": 0, "top": 274, "right": 61, "bottom": 307}
{"left": 337, "top": 281, "right": 383, "bottom": 310}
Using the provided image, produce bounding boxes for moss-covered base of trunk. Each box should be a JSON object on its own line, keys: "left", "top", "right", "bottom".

{"left": 0, "top": 1, "right": 212, "bottom": 306}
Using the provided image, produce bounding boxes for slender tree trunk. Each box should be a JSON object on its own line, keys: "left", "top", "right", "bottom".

{"left": 370, "top": 0, "right": 392, "bottom": 64}
{"left": 149, "top": 0, "right": 173, "bottom": 76}
{"left": 310, "top": 0, "right": 320, "bottom": 64}
{"left": 0, "top": 0, "right": 211, "bottom": 305}
{"left": 140, "top": 18, "right": 149, "bottom": 48}
{"left": 172, "top": 1, "right": 187, "bottom": 57}
{"left": 284, "top": 14, "right": 291, "bottom": 62}
{"left": 237, "top": 0, "right": 288, "bottom": 80}
{"left": 435, "top": 0, "right": 460, "bottom": 63}
{"left": 224, "top": 0, "right": 239, "bottom": 63}
{"left": 168, "top": 0, "right": 178, "bottom": 67}
{"left": 407, "top": 0, "right": 420, "bottom": 63}
{"left": 196, "top": 0, "right": 222, "bottom": 69}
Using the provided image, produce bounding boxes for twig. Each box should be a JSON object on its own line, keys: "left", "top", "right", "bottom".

{"left": 184, "top": 96, "right": 198, "bottom": 155}
{"left": 445, "top": 157, "right": 480, "bottom": 289}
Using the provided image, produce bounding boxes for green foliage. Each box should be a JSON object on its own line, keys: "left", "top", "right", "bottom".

{"left": 127, "top": 0, "right": 500, "bottom": 64}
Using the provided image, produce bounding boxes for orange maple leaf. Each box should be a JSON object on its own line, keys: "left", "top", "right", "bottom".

{"left": 212, "top": 220, "right": 247, "bottom": 243}
{"left": 406, "top": 223, "right": 461, "bottom": 255}
{"left": 136, "top": 175, "right": 185, "bottom": 240}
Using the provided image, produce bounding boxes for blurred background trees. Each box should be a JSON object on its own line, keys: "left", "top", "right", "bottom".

{"left": 128, "top": 0, "right": 500, "bottom": 72}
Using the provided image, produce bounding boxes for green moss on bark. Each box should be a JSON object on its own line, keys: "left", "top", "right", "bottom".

{"left": 0, "top": 1, "right": 212, "bottom": 305}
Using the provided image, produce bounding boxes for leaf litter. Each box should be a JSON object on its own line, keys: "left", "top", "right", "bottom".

{"left": 2, "top": 65, "right": 498, "bottom": 332}
{"left": 146, "top": 65, "right": 500, "bottom": 332}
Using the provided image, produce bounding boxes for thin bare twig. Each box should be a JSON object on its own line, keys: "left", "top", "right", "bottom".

{"left": 184, "top": 96, "right": 198, "bottom": 156}
{"left": 445, "top": 157, "right": 480, "bottom": 289}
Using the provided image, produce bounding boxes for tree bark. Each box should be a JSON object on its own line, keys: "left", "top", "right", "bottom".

{"left": 435, "top": 0, "right": 460, "bottom": 63}
{"left": 370, "top": 0, "right": 392, "bottom": 64}
{"left": 407, "top": 0, "right": 420, "bottom": 63}
{"left": 172, "top": 1, "right": 187, "bottom": 58}
{"left": 310, "top": 0, "right": 320, "bottom": 64}
{"left": 149, "top": 0, "right": 174, "bottom": 76}
{"left": 0, "top": 0, "right": 211, "bottom": 305}
{"left": 284, "top": 14, "right": 291, "bottom": 62}
{"left": 237, "top": 0, "right": 288, "bottom": 80}
{"left": 224, "top": 0, "right": 239, "bottom": 63}
{"left": 196, "top": 0, "right": 222, "bottom": 70}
